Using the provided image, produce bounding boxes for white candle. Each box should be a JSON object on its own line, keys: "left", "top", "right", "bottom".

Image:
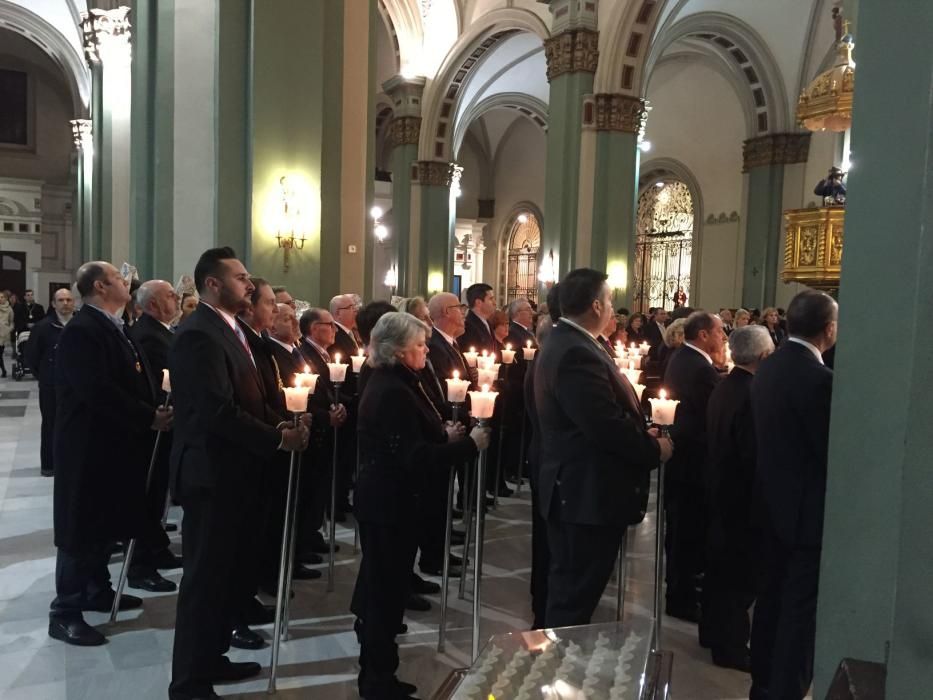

{"left": 501, "top": 343, "right": 516, "bottom": 365}
{"left": 463, "top": 347, "right": 479, "bottom": 367}
{"left": 351, "top": 348, "right": 366, "bottom": 373}
{"left": 649, "top": 389, "right": 679, "bottom": 426}
{"left": 446, "top": 370, "right": 470, "bottom": 403}
{"left": 628, "top": 355, "right": 642, "bottom": 370}
{"left": 283, "top": 384, "right": 310, "bottom": 413}
{"left": 614, "top": 343, "right": 626, "bottom": 359}
{"left": 639, "top": 342, "right": 650, "bottom": 356}
{"left": 522, "top": 339, "right": 537, "bottom": 360}
{"left": 294, "top": 365, "right": 319, "bottom": 394}
{"left": 620, "top": 367, "right": 642, "bottom": 386}
{"left": 161, "top": 368, "right": 171, "bottom": 393}
{"left": 327, "top": 353, "right": 348, "bottom": 384}
{"left": 477, "top": 366, "right": 499, "bottom": 387}
{"left": 477, "top": 352, "right": 497, "bottom": 370}
{"left": 632, "top": 383, "right": 646, "bottom": 402}
{"left": 469, "top": 384, "right": 498, "bottom": 420}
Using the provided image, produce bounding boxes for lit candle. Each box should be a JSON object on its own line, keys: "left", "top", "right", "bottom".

{"left": 477, "top": 352, "right": 497, "bottom": 370}
{"left": 628, "top": 354, "right": 642, "bottom": 370}
{"left": 446, "top": 370, "right": 470, "bottom": 403}
{"left": 161, "top": 368, "right": 171, "bottom": 394}
{"left": 463, "top": 347, "right": 479, "bottom": 367}
{"left": 649, "top": 388, "right": 679, "bottom": 426}
{"left": 522, "top": 339, "right": 537, "bottom": 361}
{"left": 327, "top": 353, "right": 348, "bottom": 384}
{"left": 283, "top": 382, "right": 311, "bottom": 413}
{"left": 631, "top": 383, "right": 646, "bottom": 402}
{"left": 630, "top": 342, "right": 638, "bottom": 355}
{"left": 477, "top": 366, "right": 499, "bottom": 387}
{"left": 294, "top": 364, "right": 319, "bottom": 393}
{"left": 501, "top": 343, "right": 516, "bottom": 365}
{"left": 639, "top": 341, "right": 650, "bottom": 356}
{"left": 351, "top": 348, "right": 366, "bottom": 373}
{"left": 468, "top": 383, "right": 498, "bottom": 420}
{"left": 619, "top": 366, "right": 642, "bottom": 386}
{"left": 614, "top": 342, "right": 626, "bottom": 359}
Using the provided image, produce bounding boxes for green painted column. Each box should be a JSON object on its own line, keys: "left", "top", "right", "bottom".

{"left": 740, "top": 134, "right": 809, "bottom": 308}
{"left": 383, "top": 76, "right": 426, "bottom": 296}
{"left": 814, "top": 1, "right": 933, "bottom": 696}
{"left": 412, "top": 161, "right": 456, "bottom": 296}
{"left": 589, "top": 95, "right": 645, "bottom": 306}
{"left": 318, "top": 0, "right": 344, "bottom": 302}
{"left": 362, "top": 0, "right": 378, "bottom": 302}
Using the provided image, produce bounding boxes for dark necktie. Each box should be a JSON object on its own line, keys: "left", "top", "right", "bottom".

{"left": 292, "top": 347, "right": 304, "bottom": 366}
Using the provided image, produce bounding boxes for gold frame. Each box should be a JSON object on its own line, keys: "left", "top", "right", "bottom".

{"left": 782, "top": 207, "right": 845, "bottom": 290}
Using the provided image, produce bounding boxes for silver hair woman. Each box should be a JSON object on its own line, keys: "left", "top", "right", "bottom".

{"left": 352, "top": 311, "right": 489, "bottom": 698}
{"left": 728, "top": 324, "right": 774, "bottom": 367}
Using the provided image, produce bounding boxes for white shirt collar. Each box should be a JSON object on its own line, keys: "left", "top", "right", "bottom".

{"left": 788, "top": 337, "right": 824, "bottom": 364}
{"left": 85, "top": 302, "right": 124, "bottom": 330}
{"left": 305, "top": 336, "right": 331, "bottom": 359}
{"left": 435, "top": 326, "right": 457, "bottom": 347}
{"left": 514, "top": 320, "right": 529, "bottom": 332}
{"left": 559, "top": 317, "right": 598, "bottom": 341}
{"left": 334, "top": 320, "right": 354, "bottom": 337}
{"left": 684, "top": 342, "right": 713, "bottom": 365}
{"left": 200, "top": 301, "right": 238, "bottom": 332}
{"left": 269, "top": 335, "right": 297, "bottom": 353}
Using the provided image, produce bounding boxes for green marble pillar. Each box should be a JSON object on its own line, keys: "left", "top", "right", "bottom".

{"left": 412, "top": 161, "right": 455, "bottom": 296}
{"left": 814, "top": 1, "right": 933, "bottom": 696}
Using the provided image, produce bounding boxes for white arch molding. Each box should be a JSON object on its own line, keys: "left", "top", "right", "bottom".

{"left": 453, "top": 91, "right": 547, "bottom": 156}
{"left": 596, "top": 0, "right": 675, "bottom": 95}
{"left": 496, "top": 200, "right": 544, "bottom": 304}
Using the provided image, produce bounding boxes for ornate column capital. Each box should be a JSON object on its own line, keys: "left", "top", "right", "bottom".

{"left": 544, "top": 28, "right": 599, "bottom": 81}
{"left": 70, "top": 119, "right": 93, "bottom": 150}
{"left": 412, "top": 160, "right": 459, "bottom": 188}
{"left": 81, "top": 7, "right": 131, "bottom": 65}
{"left": 589, "top": 94, "right": 648, "bottom": 133}
{"left": 388, "top": 116, "right": 421, "bottom": 149}
{"left": 742, "top": 133, "right": 811, "bottom": 172}
{"left": 382, "top": 74, "right": 427, "bottom": 118}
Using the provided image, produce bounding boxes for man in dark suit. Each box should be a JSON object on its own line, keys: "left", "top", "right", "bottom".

{"left": 329, "top": 293, "right": 362, "bottom": 520}
{"left": 704, "top": 325, "right": 774, "bottom": 672}
{"left": 719, "top": 308, "right": 735, "bottom": 336}
{"left": 13, "top": 288, "right": 46, "bottom": 334}
{"left": 459, "top": 282, "right": 497, "bottom": 355}
{"left": 503, "top": 298, "right": 537, "bottom": 484}
{"left": 168, "top": 248, "right": 308, "bottom": 700}
{"left": 48, "top": 262, "right": 172, "bottom": 647}
{"left": 535, "top": 269, "right": 671, "bottom": 627}
{"left": 645, "top": 308, "right": 669, "bottom": 361}
{"left": 662, "top": 311, "right": 726, "bottom": 623}
{"left": 25, "top": 287, "right": 75, "bottom": 476}
{"left": 749, "top": 290, "right": 836, "bottom": 700}
{"left": 127, "top": 280, "right": 183, "bottom": 594}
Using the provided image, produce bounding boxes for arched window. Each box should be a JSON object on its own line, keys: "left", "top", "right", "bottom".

{"left": 633, "top": 181, "right": 694, "bottom": 311}
{"left": 505, "top": 212, "right": 540, "bottom": 303}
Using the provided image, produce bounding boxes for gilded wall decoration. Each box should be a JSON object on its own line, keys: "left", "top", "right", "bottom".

{"left": 544, "top": 29, "right": 599, "bottom": 81}
{"left": 412, "top": 160, "right": 457, "bottom": 188}
{"left": 388, "top": 116, "right": 421, "bottom": 148}
{"left": 593, "top": 94, "right": 646, "bottom": 133}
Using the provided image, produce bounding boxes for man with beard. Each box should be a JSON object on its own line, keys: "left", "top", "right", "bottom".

{"left": 168, "top": 248, "right": 308, "bottom": 700}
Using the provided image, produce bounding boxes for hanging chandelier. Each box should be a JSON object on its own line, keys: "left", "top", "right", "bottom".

{"left": 796, "top": 31, "right": 855, "bottom": 132}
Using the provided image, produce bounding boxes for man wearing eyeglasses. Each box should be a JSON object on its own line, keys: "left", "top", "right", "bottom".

{"left": 329, "top": 294, "right": 362, "bottom": 521}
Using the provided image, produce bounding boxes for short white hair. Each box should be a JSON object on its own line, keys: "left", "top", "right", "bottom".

{"left": 136, "top": 280, "right": 171, "bottom": 310}
{"left": 729, "top": 325, "right": 774, "bottom": 365}
{"left": 508, "top": 298, "right": 531, "bottom": 319}
{"left": 369, "top": 312, "right": 429, "bottom": 367}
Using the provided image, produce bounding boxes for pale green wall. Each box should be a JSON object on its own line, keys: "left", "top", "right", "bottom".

{"left": 741, "top": 163, "right": 783, "bottom": 309}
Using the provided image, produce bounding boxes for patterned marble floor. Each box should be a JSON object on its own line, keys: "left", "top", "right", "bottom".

{"left": 0, "top": 366, "right": 755, "bottom": 699}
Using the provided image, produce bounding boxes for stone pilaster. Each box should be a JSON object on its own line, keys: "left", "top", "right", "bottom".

{"left": 412, "top": 160, "right": 458, "bottom": 294}
{"left": 70, "top": 119, "right": 94, "bottom": 263}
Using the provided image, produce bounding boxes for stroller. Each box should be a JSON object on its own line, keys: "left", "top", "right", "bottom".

{"left": 11, "top": 331, "right": 33, "bottom": 381}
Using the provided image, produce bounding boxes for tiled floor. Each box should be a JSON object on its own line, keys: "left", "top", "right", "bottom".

{"left": 0, "top": 368, "right": 754, "bottom": 699}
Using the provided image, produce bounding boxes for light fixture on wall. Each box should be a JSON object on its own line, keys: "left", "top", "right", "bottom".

{"left": 538, "top": 248, "right": 557, "bottom": 288}
{"left": 638, "top": 140, "right": 652, "bottom": 152}
{"left": 276, "top": 176, "right": 306, "bottom": 273}
{"left": 384, "top": 265, "right": 398, "bottom": 295}
{"left": 371, "top": 205, "right": 389, "bottom": 243}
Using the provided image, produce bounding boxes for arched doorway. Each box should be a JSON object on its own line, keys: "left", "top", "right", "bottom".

{"left": 633, "top": 180, "right": 694, "bottom": 311}
{"left": 505, "top": 212, "right": 540, "bottom": 303}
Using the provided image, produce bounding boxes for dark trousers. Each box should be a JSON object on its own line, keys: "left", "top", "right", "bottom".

{"left": 701, "top": 541, "right": 754, "bottom": 652}
{"left": 749, "top": 533, "right": 820, "bottom": 700}
{"left": 545, "top": 492, "right": 624, "bottom": 628}
{"left": 38, "top": 384, "right": 56, "bottom": 473}
{"left": 260, "top": 454, "right": 292, "bottom": 587}
{"left": 529, "top": 476, "right": 549, "bottom": 629}
{"left": 664, "top": 476, "right": 707, "bottom": 608}
{"left": 299, "top": 445, "right": 332, "bottom": 552}
{"left": 352, "top": 517, "right": 419, "bottom": 698}
{"left": 130, "top": 435, "right": 171, "bottom": 577}
{"left": 170, "top": 476, "right": 255, "bottom": 699}
{"left": 50, "top": 543, "right": 112, "bottom": 618}
{"left": 417, "top": 465, "right": 451, "bottom": 570}
{"left": 338, "top": 422, "right": 356, "bottom": 511}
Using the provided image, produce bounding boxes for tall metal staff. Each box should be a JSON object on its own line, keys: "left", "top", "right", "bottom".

{"left": 349, "top": 350, "right": 365, "bottom": 554}
{"left": 514, "top": 342, "right": 536, "bottom": 494}
{"left": 268, "top": 370, "right": 316, "bottom": 693}
{"left": 111, "top": 369, "right": 173, "bottom": 622}
{"left": 616, "top": 527, "right": 630, "bottom": 621}
{"left": 326, "top": 355, "right": 348, "bottom": 592}
{"left": 492, "top": 347, "right": 515, "bottom": 508}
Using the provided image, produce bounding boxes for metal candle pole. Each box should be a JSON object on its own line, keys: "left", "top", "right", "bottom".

{"left": 268, "top": 413, "right": 303, "bottom": 693}
{"left": 110, "top": 393, "right": 170, "bottom": 623}
{"left": 652, "top": 425, "right": 670, "bottom": 651}
{"left": 515, "top": 349, "right": 534, "bottom": 495}
{"left": 471, "top": 416, "right": 490, "bottom": 661}
{"left": 458, "top": 456, "right": 475, "bottom": 601}
{"left": 328, "top": 380, "right": 343, "bottom": 593}
{"left": 492, "top": 365, "right": 508, "bottom": 508}
{"left": 353, "top": 443, "right": 360, "bottom": 554}
{"left": 616, "top": 527, "right": 630, "bottom": 622}
{"left": 438, "top": 401, "right": 462, "bottom": 653}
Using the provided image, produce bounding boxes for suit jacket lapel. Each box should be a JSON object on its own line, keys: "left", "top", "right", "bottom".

{"left": 200, "top": 305, "right": 265, "bottom": 396}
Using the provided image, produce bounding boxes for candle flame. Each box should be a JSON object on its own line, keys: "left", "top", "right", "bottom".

{"left": 506, "top": 343, "right": 512, "bottom": 350}
{"left": 470, "top": 346, "right": 476, "bottom": 353}
{"left": 659, "top": 389, "right": 667, "bottom": 400}
{"left": 481, "top": 349, "right": 488, "bottom": 357}
{"left": 334, "top": 353, "right": 341, "bottom": 363}
{"left": 304, "top": 364, "right": 310, "bottom": 373}
{"left": 357, "top": 347, "right": 364, "bottom": 356}
{"left": 453, "top": 370, "right": 459, "bottom": 379}
{"left": 293, "top": 375, "right": 300, "bottom": 388}
{"left": 482, "top": 384, "right": 489, "bottom": 392}
{"left": 526, "top": 340, "right": 532, "bottom": 348}
{"left": 629, "top": 360, "right": 634, "bottom": 370}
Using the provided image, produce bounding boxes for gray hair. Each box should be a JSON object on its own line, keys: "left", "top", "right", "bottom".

{"left": 663, "top": 318, "right": 686, "bottom": 347}
{"left": 508, "top": 298, "right": 531, "bottom": 319}
{"left": 136, "top": 279, "right": 170, "bottom": 311}
{"left": 369, "top": 312, "right": 430, "bottom": 368}
{"left": 729, "top": 325, "right": 774, "bottom": 365}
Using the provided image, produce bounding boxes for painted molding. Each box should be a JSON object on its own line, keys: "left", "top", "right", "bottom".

{"left": 544, "top": 28, "right": 599, "bottom": 81}
{"left": 742, "top": 133, "right": 811, "bottom": 172}
{"left": 595, "top": 0, "right": 671, "bottom": 95}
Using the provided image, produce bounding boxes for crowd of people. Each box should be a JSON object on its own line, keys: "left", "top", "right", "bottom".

{"left": 6, "top": 248, "right": 837, "bottom": 700}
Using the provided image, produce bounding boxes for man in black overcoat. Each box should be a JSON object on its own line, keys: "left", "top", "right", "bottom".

{"left": 534, "top": 269, "right": 671, "bottom": 627}
{"left": 749, "top": 291, "right": 836, "bottom": 700}
{"left": 128, "top": 279, "right": 183, "bottom": 593}
{"left": 48, "top": 262, "right": 172, "bottom": 647}
{"left": 328, "top": 293, "right": 362, "bottom": 520}
{"left": 25, "top": 287, "right": 74, "bottom": 476}
{"left": 458, "top": 282, "right": 498, "bottom": 356}
{"left": 703, "top": 325, "right": 774, "bottom": 671}
{"left": 502, "top": 298, "right": 537, "bottom": 484}
{"left": 13, "top": 288, "right": 45, "bottom": 333}
{"left": 168, "top": 248, "right": 308, "bottom": 700}
{"left": 662, "top": 311, "right": 726, "bottom": 623}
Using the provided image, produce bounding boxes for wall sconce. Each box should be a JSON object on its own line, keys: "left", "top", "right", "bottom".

{"left": 538, "top": 248, "right": 558, "bottom": 288}
{"left": 427, "top": 271, "right": 444, "bottom": 294}
{"left": 276, "top": 176, "right": 306, "bottom": 272}
{"left": 371, "top": 205, "right": 389, "bottom": 243}
{"left": 607, "top": 261, "right": 627, "bottom": 295}
{"left": 384, "top": 265, "right": 398, "bottom": 295}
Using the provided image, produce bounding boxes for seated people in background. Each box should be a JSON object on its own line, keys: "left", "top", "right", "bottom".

{"left": 760, "top": 307, "right": 786, "bottom": 347}
{"left": 658, "top": 317, "right": 687, "bottom": 380}
{"left": 734, "top": 308, "right": 751, "bottom": 328}
{"left": 625, "top": 312, "right": 648, "bottom": 345}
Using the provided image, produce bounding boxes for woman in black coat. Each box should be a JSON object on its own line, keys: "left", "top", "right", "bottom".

{"left": 352, "top": 312, "right": 489, "bottom": 699}
{"left": 625, "top": 312, "right": 648, "bottom": 345}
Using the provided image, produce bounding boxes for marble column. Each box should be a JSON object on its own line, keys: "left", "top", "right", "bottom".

{"left": 541, "top": 0, "right": 599, "bottom": 281}
{"left": 70, "top": 119, "right": 94, "bottom": 264}
{"left": 814, "top": 1, "right": 933, "bottom": 696}
{"left": 383, "top": 75, "right": 426, "bottom": 296}
{"left": 740, "top": 133, "right": 810, "bottom": 309}
{"left": 589, "top": 94, "right": 647, "bottom": 306}
{"left": 412, "top": 161, "right": 458, "bottom": 295}
{"left": 81, "top": 7, "right": 133, "bottom": 266}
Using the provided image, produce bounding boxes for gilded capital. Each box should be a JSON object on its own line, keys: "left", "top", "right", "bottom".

{"left": 412, "top": 160, "right": 458, "bottom": 188}
{"left": 388, "top": 116, "right": 421, "bottom": 149}
{"left": 544, "top": 29, "right": 599, "bottom": 82}
{"left": 593, "top": 94, "right": 647, "bottom": 134}
{"left": 743, "top": 133, "right": 811, "bottom": 172}
{"left": 81, "top": 7, "right": 132, "bottom": 64}
{"left": 70, "top": 119, "right": 93, "bottom": 150}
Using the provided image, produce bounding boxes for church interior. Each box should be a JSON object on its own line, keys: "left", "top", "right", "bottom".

{"left": 0, "top": 0, "right": 930, "bottom": 698}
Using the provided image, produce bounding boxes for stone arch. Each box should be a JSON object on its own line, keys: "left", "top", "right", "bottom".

{"left": 495, "top": 200, "right": 545, "bottom": 304}
{"left": 596, "top": 0, "right": 674, "bottom": 95}
{"left": 453, "top": 92, "right": 547, "bottom": 156}
{"left": 645, "top": 12, "right": 790, "bottom": 133}
{"left": 417, "top": 7, "right": 549, "bottom": 162}
{"left": 0, "top": 0, "right": 90, "bottom": 114}
{"left": 376, "top": 0, "right": 403, "bottom": 75}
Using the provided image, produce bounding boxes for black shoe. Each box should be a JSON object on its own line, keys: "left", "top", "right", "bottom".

{"left": 244, "top": 598, "right": 276, "bottom": 626}
{"left": 293, "top": 564, "right": 323, "bottom": 580}
{"left": 420, "top": 564, "right": 462, "bottom": 578}
{"left": 405, "top": 594, "right": 431, "bottom": 612}
{"left": 164, "top": 522, "right": 178, "bottom": 533}
{"left": 230, "top": 625, "right": 267, "bottom": 650}
{"left": 398, "top": 622, "right": 408, "bottom": 635}
{"left": 450, "top": 530, "right": 465, "bottom": 545}
{"left": 40, "top": 469, "right": 54, "bottom": 477}
{"left": 128, "top": 572, "right": 177, "bottom": 592}
{"left": 665, "top": 601, "right": 701, "bottom": 623}
{"left": 452, "top": 508, "right": 463, "bottom": 519}
{"left": 84, "top": 591, "right": 143, "bottom": 613}
{"left": 410, "top": 573, "right": 440, "bottom": 595}
{"left": 298, "top": 552, "right": 324, "bottom": 565}
{"left": 396, "top": 679, "right": 418, "bottom": 695}
{"left": 152, "top": 549, "right": 183, "bottom": 570}
{"left": 49, "top": 617, "right": 107, "bottom": 646}
{"left": 490, "top": 485, "right": 514, "bottom": 498}
{"left": 207, "top": 657, "right": 262, "bottom": 683}
{"left": 308, "top": 541, "right": 340, "bottom": 554}
{"left": 712, "top": 647, "right": 752, "bottom": 673}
